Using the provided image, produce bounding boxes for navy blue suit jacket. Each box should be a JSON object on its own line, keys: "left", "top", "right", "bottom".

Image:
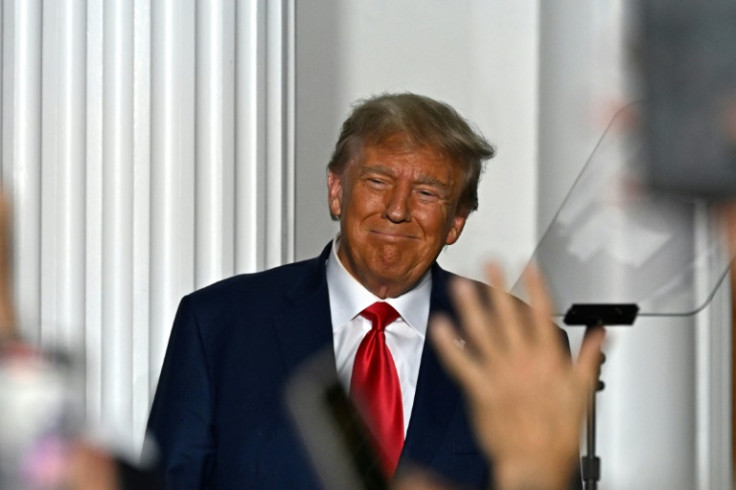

{"left": 147, "top": 243, "right": 576, "bottom": 489}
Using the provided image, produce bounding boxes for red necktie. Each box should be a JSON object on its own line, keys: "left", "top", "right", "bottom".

{"left": 350, "top": 301, "right": 404, "bottom": 477}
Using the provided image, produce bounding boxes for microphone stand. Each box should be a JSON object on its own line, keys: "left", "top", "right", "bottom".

{"left": 563, "top": 304, "right": 639, "bottom": 490}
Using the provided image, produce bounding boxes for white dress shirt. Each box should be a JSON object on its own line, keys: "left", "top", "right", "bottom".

{"left": 326, "top": 237, "right": 431, "bottom": 436}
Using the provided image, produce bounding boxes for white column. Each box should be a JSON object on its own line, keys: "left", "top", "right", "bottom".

{"left": 264, "top": 0, "right": 295, "bottom": 268}
{"left": 149, "top": 0, "right": 196, "bottom": 392}
{"left": 132, "top": 0, "right": 152, "bottom": 446}
{"left": 234, "top": 0, "right": 266, "bottom": 273}
{"left": 695, "top": 209, "right": 733, "bottom": 490}
{"left": 56, "top": 0, "right": 87, "bottom": 355}
{"left": 85, "top": 0, "right": 104, "bottom": 425}
{"left": 195, "top": 0, "right": 235, "bottom": 289}
{"left": 0, "top": 0, "right": 298, "bottom": 452}
{"left": 3, "top": 0, "right": 43, "bottom": 343}
{"left": 101, "top": 0, "right": 134, "bottom": 429}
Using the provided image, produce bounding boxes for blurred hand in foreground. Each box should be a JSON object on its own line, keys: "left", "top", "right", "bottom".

{"left": 430, "top": 264, "right": 605, "bottom": 490}
{"left": 0, "top": 193, "right": 15, "bottom": 341}
{"left": 66, "top": 443, "right": 119, "bottom": 490}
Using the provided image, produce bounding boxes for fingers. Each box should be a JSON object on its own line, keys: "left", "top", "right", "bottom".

{"left": 433, "top": 261, "right": 604, "bottom": 490}
{"left": 392, "top": 468, "right": 452, "bottom": 490}
{"left": 576, "top": 327, "right": 606, "bottom": 389}
{"left": 430, "top": 314, "right": 482, "bottom": 388}
{"left": 484, "top": 263, "right": 524, "bottom": 350}
{"left": 522, "top": 265, "right": 557, "bottom": 349}
{"left": 0, "top": 194, "right": 14, "bottom": 340}
{"left": 449, "top": 278, "right": 497, "bottom": 359}
{"left": 449, "top": 262, "right": 556, "bottom": 358}
{"left": 439, "top": 261, "right": 586, "bottom": 389}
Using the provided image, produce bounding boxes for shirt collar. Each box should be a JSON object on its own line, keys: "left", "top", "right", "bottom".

{"left": 326, "top": 235, "right": 431, "bottom": 337}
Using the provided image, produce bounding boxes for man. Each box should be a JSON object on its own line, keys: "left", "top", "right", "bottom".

{"left": 146, "top": 93, "right": 578, "bottom": 489}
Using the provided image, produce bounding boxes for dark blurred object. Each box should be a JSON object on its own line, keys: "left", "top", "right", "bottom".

{"left": 285, "top": 349, "right": 388, "bottom": 490}
{"left": 116, "top": 457, "right": 164, "bottom": 490}
{"left": 640, "top": 0, "right": 736, "bottom": 199}
{"left": 563, "top": 304, "right": 638, "bottom": 327}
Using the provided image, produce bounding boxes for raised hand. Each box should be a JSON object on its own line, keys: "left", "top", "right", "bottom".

{"left": 431, "top": 264, "right": 605, "bottom": 490}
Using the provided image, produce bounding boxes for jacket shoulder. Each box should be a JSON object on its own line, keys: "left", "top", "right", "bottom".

{"left": 186, "top": 254, "right": 325, "bottom": 307}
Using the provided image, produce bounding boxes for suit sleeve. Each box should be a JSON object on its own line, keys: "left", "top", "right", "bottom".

{"left": 146, "top": 295, "right": 216, "bottom": 489}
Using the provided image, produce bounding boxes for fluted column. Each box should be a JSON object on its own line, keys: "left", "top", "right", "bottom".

{"left": 0, "top": 0, "right": 295, "bottom": 452}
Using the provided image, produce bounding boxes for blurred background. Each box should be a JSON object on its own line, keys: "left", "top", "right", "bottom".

{"left": 0, "top": 1, "right": 730, "bottom": 488}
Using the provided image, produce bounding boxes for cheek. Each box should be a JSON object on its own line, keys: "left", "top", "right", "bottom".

{"left": 348, "top": 187, "right": 385, "bottom": 215}
{"left": 417, "top": 208, "right": 452, "bottom": 233}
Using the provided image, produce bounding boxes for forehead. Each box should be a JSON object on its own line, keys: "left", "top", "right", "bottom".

{"left": 353, "top": 138, "right": 461, "bottom": 180}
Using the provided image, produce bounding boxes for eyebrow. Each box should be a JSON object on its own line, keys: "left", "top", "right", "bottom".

{"left": 359, "top": 165, "right": 452, "bottom": 190}
{"left": 415, "top": 175, "right": 450, "bottom": 189}
{"left": 358, "top": 165, "right": 393, "bottom": 178}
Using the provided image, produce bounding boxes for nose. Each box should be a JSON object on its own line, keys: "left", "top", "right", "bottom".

{"left": 383, "top": 183, "right": 412, "bottom": 223}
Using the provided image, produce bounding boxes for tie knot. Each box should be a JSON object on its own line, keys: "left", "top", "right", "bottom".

{"left": 361, "top": 302, "right": 400, "bottom": 332}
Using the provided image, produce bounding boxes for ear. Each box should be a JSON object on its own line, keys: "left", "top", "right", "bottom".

{"left": 327, "top": 170, "right": 344, "bottom": 219}
{"left": 444, "top": 212, "right": 468, "bottom": 246}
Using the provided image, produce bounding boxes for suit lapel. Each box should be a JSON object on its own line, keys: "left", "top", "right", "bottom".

{"left": 273, "top": 244, "right": 336, "bottom": 374}
{"left": 401, "top": 265, "right": 462, "bottom": 466}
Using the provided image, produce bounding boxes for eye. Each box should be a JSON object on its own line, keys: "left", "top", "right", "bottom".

{"left": 416, "top": 189, "right": 440, "bottom": 202}
{"left": 365, "top": 177, "right": 389, "bottom": 188}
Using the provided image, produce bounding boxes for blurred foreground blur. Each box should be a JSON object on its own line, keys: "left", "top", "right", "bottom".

{"left": 0, "top": 192, "right": 160, "bottom": 490}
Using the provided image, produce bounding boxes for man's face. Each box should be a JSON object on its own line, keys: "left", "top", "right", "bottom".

{"left": 327, "top": 137, "right": 469, "bottom": 298}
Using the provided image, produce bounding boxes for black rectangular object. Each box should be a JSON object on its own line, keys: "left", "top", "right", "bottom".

{"left": 564, "top": 304, "right": 639, "bottom": 327}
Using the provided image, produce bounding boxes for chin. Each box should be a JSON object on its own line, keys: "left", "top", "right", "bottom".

{"left": 373, "top": 251, "right": 411, "bottom": 271}
{"left": 375, "top": 262, "right": 421, "bottom": 285}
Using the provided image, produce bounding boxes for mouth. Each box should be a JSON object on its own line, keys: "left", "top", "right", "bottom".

{"left": 370, "top": 230, "right": 419, "bottom": 241}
